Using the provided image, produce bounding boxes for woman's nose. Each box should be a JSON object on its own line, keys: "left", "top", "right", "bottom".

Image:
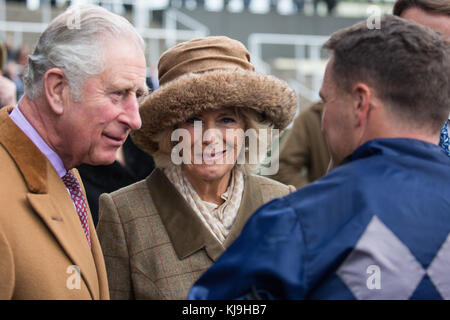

{"left": 202, "top": 127, "right": 223, "bottom": 145}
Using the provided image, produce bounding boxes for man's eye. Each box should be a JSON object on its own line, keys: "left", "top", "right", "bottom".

{"left": 111, "top": 91, "right": 124, "bottom": 98}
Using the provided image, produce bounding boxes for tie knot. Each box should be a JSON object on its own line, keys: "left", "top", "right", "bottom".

{"left": 62, "top": 171, "right": 80, "bottom": 191}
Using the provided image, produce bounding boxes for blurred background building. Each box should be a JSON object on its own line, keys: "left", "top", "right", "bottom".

{"left": 0, "top": 0, "right": 396, "bottom": 191}
{"left": 0, "top": 0, "right": 394, "bottom": 111}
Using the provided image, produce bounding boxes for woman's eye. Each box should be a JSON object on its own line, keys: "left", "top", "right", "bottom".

{"left": 221, "top": 117, "right": 236, "bottom": 124}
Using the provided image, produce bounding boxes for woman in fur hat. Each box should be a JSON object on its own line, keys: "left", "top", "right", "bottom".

{"left": 97, "top": 36, "right": 298, "bottom": 300}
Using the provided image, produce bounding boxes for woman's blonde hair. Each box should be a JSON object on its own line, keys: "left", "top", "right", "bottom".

{"left": 150, "top": 107, "right": 277, "bottom": 175}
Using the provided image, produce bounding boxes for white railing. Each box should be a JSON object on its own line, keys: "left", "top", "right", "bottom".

{"left": 163, "top": 8, "right": 210, "bottom": 48}
{"left": 0, "top": 0, "right": 209, "bottom": 67}
{"left": 248, "top": 33, "right": 329, "bottom": 108}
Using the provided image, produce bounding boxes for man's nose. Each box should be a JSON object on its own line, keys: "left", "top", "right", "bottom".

{"left": 122, "top": 95, "right": 142, "bottom": 130}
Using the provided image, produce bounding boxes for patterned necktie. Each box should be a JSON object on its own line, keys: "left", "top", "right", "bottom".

{"left": 62, "top": 171, "right": 91, "bottom": 247}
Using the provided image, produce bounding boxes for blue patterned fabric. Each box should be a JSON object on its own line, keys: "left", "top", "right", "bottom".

{"left": 440, "top": 120, "right": 450, "bottom": 157}
{"left": 188, "top": 138, "right": 450, "bottom": 300}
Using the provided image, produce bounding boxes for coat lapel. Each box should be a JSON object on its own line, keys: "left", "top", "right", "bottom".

{"left": 27, "top": 188, "right": 99, "bottom": 299}
{"left": 148, "top": 169, "right": 223, "bottom": 261}
{"left": 149, "top": 168, "right": 264, "bottom": 262}
{"left": 223, "top": 174, "right": 263, "bottom": 249}
{"left": 80, "top": 168, "right": 109, "bottom": 300}
{"left": 0, "top": 107, "right": 99, "bottom": 299}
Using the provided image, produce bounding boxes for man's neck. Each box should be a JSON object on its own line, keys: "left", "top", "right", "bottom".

{"left": 359, "top": 108, "right": 441, "bottom": 148}
{"left": 18, "top": 96, "right": 52, "bottom": 145}
{"left": 19, "top": 96, "right": 75, "bottom": 171}
{"left": 12, "top": 97, "right": 68, "bottom": 175}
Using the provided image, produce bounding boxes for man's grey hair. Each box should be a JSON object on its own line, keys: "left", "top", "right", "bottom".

{"left": 323, "top": 14, "right": 450, "bottom": 134}
{"left": 24, "top": 4, "right": 145, "bottom": 101}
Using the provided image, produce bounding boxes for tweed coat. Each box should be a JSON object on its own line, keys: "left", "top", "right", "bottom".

{"left": 97, "top": 168, "right": 295, "bottom": 300}
{"left": 0, "top": 107, "right": 109, "bottom": 300}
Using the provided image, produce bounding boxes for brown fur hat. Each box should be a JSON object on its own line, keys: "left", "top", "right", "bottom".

{"left": 132, "top": 36, "right": 297, "bottom": 155}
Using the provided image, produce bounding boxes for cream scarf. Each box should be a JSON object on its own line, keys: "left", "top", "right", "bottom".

{"left": 164, "top": 164, "right": 244, "bottom": 243}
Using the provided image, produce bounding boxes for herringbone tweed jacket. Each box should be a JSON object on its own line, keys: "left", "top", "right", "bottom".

{"left": 97, "top": 168, "right": 295, "bottom": 299}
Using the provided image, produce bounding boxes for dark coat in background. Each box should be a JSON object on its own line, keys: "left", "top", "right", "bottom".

{"left": 77, "top": 137, "right": 155, "bottom": 226}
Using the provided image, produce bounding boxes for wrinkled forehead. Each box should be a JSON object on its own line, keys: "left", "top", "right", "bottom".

{"left": 101, "top": 39, "right": 147, "bottom": 83}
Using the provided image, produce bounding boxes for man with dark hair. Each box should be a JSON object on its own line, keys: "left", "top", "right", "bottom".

{"left": 393, "top": 0, "right": 450, "bottom": 156}
{"left": 188, "top": 15, "right": 450, "bottom": 300}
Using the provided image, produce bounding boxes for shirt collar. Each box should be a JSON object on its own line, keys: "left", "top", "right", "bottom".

{"left": 9, "top": 106, "right": 67, "bottom": 177}
{"left": 342, "top": 138, "right": 449, "bottom": 166}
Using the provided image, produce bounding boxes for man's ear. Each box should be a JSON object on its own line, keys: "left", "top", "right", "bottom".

{"left": 352, "top": 83, "right": 372, "bottom": 128}
{"left": 43, "top": 68, "right": 68, "bottom": 115}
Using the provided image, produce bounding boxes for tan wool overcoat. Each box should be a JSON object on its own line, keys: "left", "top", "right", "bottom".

{"left": 97, "top": 168, "right": 295, "bottom": 300}
{"left": 0, "top": 107, "right": 109, "bottom": 300}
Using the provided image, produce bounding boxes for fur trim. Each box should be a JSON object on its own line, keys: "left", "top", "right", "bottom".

{"left": 132, "top": 69, "right": 297, "bottom": 155}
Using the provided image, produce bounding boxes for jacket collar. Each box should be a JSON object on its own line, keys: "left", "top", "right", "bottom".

{"left": 343, "top": 138, "right": 450, "bottom": 166}
{"left": 148, "top": 168, "right": 263, "bottom": 261}
{"left": 0, "top": 107, "right": 47, "bottom": 194}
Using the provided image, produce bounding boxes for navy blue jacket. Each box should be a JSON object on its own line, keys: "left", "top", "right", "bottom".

{"left": 188, "top": 138, "right": 450, "bottom": 300}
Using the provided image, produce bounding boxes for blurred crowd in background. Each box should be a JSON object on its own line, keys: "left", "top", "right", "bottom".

{"left": 0, "top": 37, "right": 28, "bottom": 106}
{"left": 4, "top": 0, "right": 343, "bottom": 15}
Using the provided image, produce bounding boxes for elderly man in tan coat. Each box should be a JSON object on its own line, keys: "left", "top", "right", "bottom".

{"left": 0, "top": 5, "right": 147, "bottom": 299}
